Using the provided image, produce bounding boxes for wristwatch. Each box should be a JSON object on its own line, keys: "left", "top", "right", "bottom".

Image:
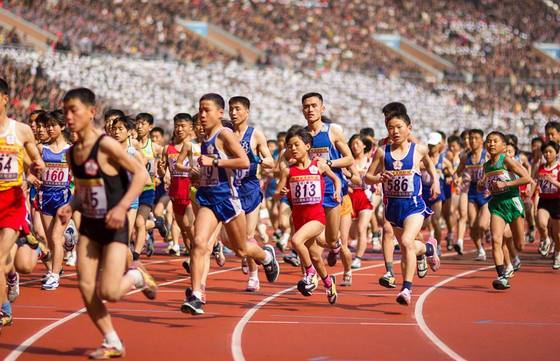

{"left": 212, "top": 158, "right": 219, "bottom": 167}
{"left": 327, "top": 160, "right": 333, "bottom": 167}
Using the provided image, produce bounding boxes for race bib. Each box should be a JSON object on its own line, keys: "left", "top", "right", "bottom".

{"left": 538, "top": 176, "right": 558, "bottom": 194}
{"left": 290, "top": 175, "right": 321, "bottom": 205}
{"left": 76, "top": 178, "right": 107, "bottom": 219}
{"left": 199, "top": 163, "right": 219, "bottom": 187}
{"left": 0, "top": 149, "right": 19, "bottom": 181}
{"left": 234, "top": 168, "right": 249, "bottom": 186}
{"left": 466, "top": 164, "right": 483, "bottom": 183}
{"left": 309, "top": 147, "right": 329, "bottom": 160}
{"left": 43, "top": 162, "right": 70, "bottom": 187}
{"left": 384, "top": 170, "right": 415, "bottom": 198}
{"left": 168, "top": 154, "right": 189, "bottom": 177}
{"left": 146, "top": 158, "right": 156, "bottom": 177}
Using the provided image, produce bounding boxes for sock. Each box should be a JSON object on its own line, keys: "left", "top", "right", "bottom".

{"left": 372, "top": 230, "right": 382, "bottom": 238}
{"left": 305, "top": 265, "right": 316, "bottom": 275}
{"left": 402, "top": 281, "right": 412, "bottom": 291}
{"left": 425, "top": 243, "right": 435, "bottom": 257}
{"left": 7, "top": 271, "right": 17, "bottom": 283}
{"left": 1, "top": 301, "right": 12, "bottom": 315}
{"left": 496, "top": 264, "right": 506, "bottom": 277}
{"left": 322, "top": 275, "right": 332, "bottom": 288}
{"left": 263, "top": 249, "right": 273, "bottom": 265}
{"left": 274, "top": 229, "right": 282, "bottom": 238}
{"left": 385, "top": 261, "right": 393, "bottom": 275}
{"left": 126, "top": 269, "right": 143, "bottom": 288}
{"left": 513, "top": 256, "right": 520, "bottom": 264}
{"left": 416, "top": 255, "right": 424, "bottom": 261}
{"left": 104, "top": 331, "right": 123, "bottom": 350}
{"left": 192, "top": 290, "right": 203, "bottom": 300}
{"left": 355, "top": 256, "right": 362, "bottom": 261}
{"left": 249, "top": 270, "right": 258, "bottom": 280}
{"left": 291, "top": 250, "right": 298, "bottom": 257}
{"left": 132, "top": 251, "right": 140, "bottom": 261}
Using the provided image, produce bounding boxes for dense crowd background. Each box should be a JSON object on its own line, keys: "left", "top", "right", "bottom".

{"left": 1, "top": 0, "right": 559, "bottom": 145}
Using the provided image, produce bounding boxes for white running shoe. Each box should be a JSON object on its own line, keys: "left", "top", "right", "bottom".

{"left": 372, "top": 238, "right": 382, "bottom": 252}
{"left": 505, "top": 264, "right": 514, "bottom": 278}
{"left": 553, "top": 252, "right": 560, "bottom": 270}
{"left": 539, "top": 238, "right": 552, "bottom": 257}
{"left": 7, "top": 273, "right": 19, "bottom": 302}
{"left": 65, "top": 250, "right": 77, "bottom": 267}
{"left": 42, "top": 273, "right": 60, "bottom": 291}
{"left": 246, "top": 278, "right": 260, "bottom": 292}
{"left": 474, "top": 248, "right": 486, "bottom": 261}
{"left": 351, "top": 257, "right": 361, "bottom": 269}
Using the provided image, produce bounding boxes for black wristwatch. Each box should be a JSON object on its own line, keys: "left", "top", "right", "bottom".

{"left": 327, "top": 160, "right": 333, "bottom": 167}
{"left": 212, "top": 158, "right": 219, "bottom": 167}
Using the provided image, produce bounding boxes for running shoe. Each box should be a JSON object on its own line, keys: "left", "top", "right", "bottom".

{"left": 154, "top": 216, "right": 168, "bottom": 238}
{"left": 492, "top": 276, "right": 510, "bottom": 290}
{"left": 283, "top": 252, "right": 301, "bottom": 267}
{"left": 351, "top": 257, "right": 361, "bottom": 269}
{"left": 512, "top": 257, "right": 521, "bottom": 272}
{"left": 325, "top": 275, "right": 337, "bottom": 305}
{"left": 7, "top": 272, "right": 19, "bottom": 302}
{"left": 63, "top": 221, "right": 78, "bottom": 252}
{"left": 65, "top": 250, "right": 77, "bottom": 267}
{"left": 145, "top": 232, "right": 155, "bottom": 257}
{"left": 241, "top": 257, "right": 249, "bottom": 274}
{"left": 297, "top": 272, "right": 318, "bottom": 296}
{"left": 505, "top": 264, "right": 514, "bottom": 279}
{"left": 437, "top": 244, "right": 442, "bottom": 257}
{"left": 526, "top": 232, "right": 535, "bottom": 244}
{"left": 484, "top": 230, "right": 492, "bottom": 244}
{"left": 326, "top": 241, "right": 341, "bottom": 267}
{"left": 170, "top": 243, "right": 181, "bottom": 256}
{"left": 445, "top": 233, "right": 454, "bottom": 251}
{"left": 212, "top": 242, "right": 226, "bottom": 267}
{"left": 185, "top": 287, "right": 207, "bottom": 304}
{"left": 453, "top": 239, "right": 464, "bottom": 255}
{"left": 553, "top": 252, "right": 560, "bottom": 270}
{"left": 341, "top": 272, "right": 352, "bottom": 287}
{"left": 1, "top": 311, "right": 13, "bottom": 327}
{"left": 133, "top": 262, "right": 158, "bottom": 300}
{"left": 426, "top": 238, "right": 441, "bottom": 272}
{"left": 539, "top": 238, "right": 552, "bottom": 257}
{"left": 417, "top": 255, "right": 428, "bottom": 278}
{"left": 88, "top": 344, "right": 125, "bottom": 359}
{"left": 372, "top": 238, "right": 382, "bottom": 252}
{"left": 396, "top": 288, "right": 412, "bottom": 306}
{"left": 379, "top": 272, "right": 397, "bottom": 288}
{"left": 246, "top": 278, "right": 260, "bottom": 292}
{"left": 182, "top": 257, "right": 191, "bottom": 274}
{"left": 181, "top": 295, "right": 205, "bottom": 315}
{"left": 276, "top": 237, "right": 287, "bottom": 252}
{"left": 42, "top": 273, "right": 60, "bottom": 291}
{"left": 474, "top": 248, "right": 486, "bottom": 261}
{"left": 41, "top": 271, "right": 52, "bottom": 284}
{"left": 262, "top": 244, "right": 280, "bottom": 282}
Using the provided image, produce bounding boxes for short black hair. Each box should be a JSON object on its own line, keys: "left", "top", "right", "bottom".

{"left": 104, "top": 109, "right": 125, "bottom": 122}
{"left": 286, "top": 127, "right": 313, "bottom": 146}
{"left": 541, "top": 140, "right": 560, "bottom": 154}
{"left": 382, "top": 102, "right": 410, "bottom": 125}
{"left": 359, "top": 127, "right": 375, "bottom": 138}
{"left": 447, "top": 135, "right": 461, "bottom": 146}
{"left": 229, "top": 96, "right": 250, "bottom": 110}
{"left": 348, "top": 134, "right": 372, "bottom": 154}
{"left": 113, "top": 115, "right": 135, "bottom": 130}
{"left": 0, "top": 78, "right": 9, "bottom": 96}
{"left": 469, "top": 128, "right": 484, "bottom": 138}
{"left": 136, "top": 112, "right": 154, "bottom": 125}
{"left": 486, "top": 131, "right": 506, "bottom": 143}
{"left": 63, "top": 88, "right": 96, "bottom": 106}
{"left": 200, "top": 93, "right": 225, "bottom": 110}
{"left": 531, "top": 136, "right": 543, "bottom": 145}
{"left": 150, "top": 126, "right": 164, "bottom": 136}
{"left": 173, "top": 113, "right": 192, "bottom": 124}
{"left": 545, "top": 121, "right": 560, "bottom": 132}
{"left": 506, "top": 134, "right": 518, "bottom": 146}
{"left": 301, "top": 92, "right": 323, "bottom": 104}
{"left": 277, "top": 131, "right": 287, "bottom": 139}
{"left": 37, "top": 110, "right": 65, "bottom": 128}
{"left": 28, "top": 109, "right": 46, "bottom": 123}
{"left": 267, "top": 139, "right": 277, "bottom": 146}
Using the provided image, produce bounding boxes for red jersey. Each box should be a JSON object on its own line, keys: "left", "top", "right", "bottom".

{"left": 288, "top": 159, "right": 325, "bottom": 230}
{"left": 537, "top": 163, "right": 560, "bottom": 199}
{"left": 167, "top": 143, "right": 190, "bottom": 204}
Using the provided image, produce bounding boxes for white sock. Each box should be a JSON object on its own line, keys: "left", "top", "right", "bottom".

{"left": 249, "top": 270, "right": 258, "bottom": 280}
{"left": 193, "top": 290, "right": 203, "bottom": 300}
{"left": 104, "top": 331, "right": 123, "bottom": 350}
{"left": 279, "top": 233, "right": 290, "bottom": 244}
{"left": 513, "top": 255, "right": 520, "bottom": 263}
{"left": 126, "top": 269, "right": 143, "bottom": 288}
{"left": 263, "top": 250, "right": 273, "bottom": 265}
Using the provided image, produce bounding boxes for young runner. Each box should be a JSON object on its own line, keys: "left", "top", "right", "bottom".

{"left": 365, "top": 102, "right": 440, "bottom": 305}
{"left": 58, "top": 88, "right": 157, "bottom": 358}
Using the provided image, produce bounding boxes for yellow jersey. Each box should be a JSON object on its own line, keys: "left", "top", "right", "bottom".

{"left": 0, "top": 118, "right": 25, "bottom": 191}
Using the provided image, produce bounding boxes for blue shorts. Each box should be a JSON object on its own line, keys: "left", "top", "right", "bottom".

{"left": 443, "top": 182, "right": 452, "bottom": 200}
{"left": 280, "top": 196, "right": 290, "bottom": 206}
{"left": 154, "top": 181, "right": 166, "bottom": 204}
{"left": 240, "top": 189, "right": 263, "bottom": 214}
{"left": 139, "top": 189, "right": 155, "bottom": 208}
{"left": 197, "top": 194, "right": 244, "bottom": 223}
{"left": 384, "top": 196, "right": 433, "bottom": 229}
{"left": 323, "top": 192, "right": 342, "bottom": 209}
{"left": 265, "top": 179, "right": 277, "bottom": 199}
{"left": 422, "top": 184, "right": 445, "bottom": 207}
{"left": 130, "top": 198, "right": 139, "bottom": 210}
{"left": 38, "top": 190, "right": 72, "bottom": 216}
{"left": 468, "top": 191, "right": 489, "bottom": 208}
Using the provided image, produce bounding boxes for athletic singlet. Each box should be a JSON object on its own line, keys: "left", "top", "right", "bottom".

{"left": 288, "top": 159, "right": 324, "bottom": 207}
{"left": 537, "top": 162, "right": 560, "bottom": 199}
{"left": 383, "top": 143, "right": 422, "bottom": 198}
{"left": 234, "top": 127, "right": 259, "bottom": 190}
{"left": 421, "top": 152, "right": 445, "bottom": 186}
{"left": 0, "top": 119, "right": 24, "bottom": 191}
{"left": 307, "top": 123, "right": 347, "bottom": 195}
{"left": 69, "top": 135, "right": 129, "bottom": 219}
{"left": 197, "top": 128, "right": 238, "bottom": 201}
{"left": 349, "top": 157, "right": 371, "bottom": 190}
{"left": 40, "top": 144, "right": 71, "bottom": 191}
{"left": 483, "top": 154, "right": 519, "bottom": 199}
{"left": 167, "top": 143, "right": 189, "bottom": 178}
{"left": 465, "top": 149, "right": 487, "bottom": 193}
{"left": 140, "top": 138, "right": 156, "bottom": 191}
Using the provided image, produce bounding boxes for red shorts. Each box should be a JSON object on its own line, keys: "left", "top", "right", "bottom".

{"left": 0, "top": 187, "right": 29, "bottom": 234}
{"left": 349, "top": 188, "right": 373, "bottom": 218}
{"left": 170, "top": 177, "right": 191, "bottom": 211}
{"left": 291, "top": 204, "right": 325, "bottom": 232}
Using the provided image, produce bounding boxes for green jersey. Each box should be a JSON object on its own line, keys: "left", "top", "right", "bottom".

{"left": 483, "top": 154, "right": 519, "bottom": 201}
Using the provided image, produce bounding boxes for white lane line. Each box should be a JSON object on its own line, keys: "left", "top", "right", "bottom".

{"left": 248, "top": 320, "right": 416, "bottom": 326}
{"left": 414, "top": 265, "right": 493, "bottom": 361}
{"left": 14, "top": 317, "right": 61, "bottom": 321}
{"left": 5, "top": 266, "right": 240, "bottom": 361}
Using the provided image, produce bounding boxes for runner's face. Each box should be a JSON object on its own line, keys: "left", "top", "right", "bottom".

{"left": 543, "top": 146, "right": 557, "bottom": 164}
{"left": 277, "top": 136, "right": 286, "bottom": 149}
{"left": 386, "top": 117, "right": 410, "bottom": 145}
{"left": 351, "top": 138, "right": 365, "bottom": 157}
{"left": 46, "top": 121, "right": 62, "bottom": 140}
{"left": 302, "top": 97, "right": 324, "bottom": 123}
{"left": 136, "top": 120, "right": 151, "bottom": 138}
{"left": 267, "top": 142, "right": 277, "bottom": 154}
{"left": 150, "top": 131, "right": 164, "bottom": 145}
{"left": 198, "top": 100, "right": 223, "bottom": 132}
{"left": 112, "top": 121, "right": 128, "bottom": 143}
{"left": 36, "top": 122, "right": 49, "bottom": 142}
{"left": 469, "top": 133, "right": 483, "bottom": 150}
{"left": 287, "top": 136, "right": 310, "bottom": 161}
{"left": 64, "top": 98, "right": 95, "bottom": 133}
{"left": 173, "top": 121, "right": 190, "bottom": 141}
{"left": 546, "top": 128, "right": 560, "bottom": 142}
{"left": 531, "top": 141, "right": 542, "bottom": 155}
{"left": 505, "top": 144, "right": 516, "bottom": 158}
{"left": 449, "top": 141, "right": 461, "bottom": 154}
{"left": 485, "top": 134, "right": 504, "bottom": 156}
{"left": 229, "top": 103, "right": 249, "bottom": 126}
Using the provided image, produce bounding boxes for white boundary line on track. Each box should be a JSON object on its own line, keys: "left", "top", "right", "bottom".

{"left": 230, "top": 248, "right": 483, "bottom": 361}
{"left": 414, "top": 265, "right": 493, "bottom": 361}
{"left": 5, "top": 266, "right": 240, "bottom": 361}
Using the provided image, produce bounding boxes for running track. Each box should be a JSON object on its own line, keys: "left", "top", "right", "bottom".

{"left": 1, "top": 243, "right": 559, "bottom": 360}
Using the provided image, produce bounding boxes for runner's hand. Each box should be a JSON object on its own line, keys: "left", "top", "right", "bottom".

{"left": 57, "top": 204, "right": 73, "bottom": 225}
{"left": 105, "top": 204, "right": 127, "bottom": 229}
{"left": 380, "top": 171, "right": 393, "bottom": 183}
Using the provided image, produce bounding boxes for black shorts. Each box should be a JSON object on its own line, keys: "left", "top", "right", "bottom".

{"left": 538, "top": 197, "right": 560, "bottom": 220}
{"left": 79, "top": 217, "right": 129, "bottom": 245}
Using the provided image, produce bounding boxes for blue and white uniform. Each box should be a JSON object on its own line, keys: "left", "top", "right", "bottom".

{"left": 235, "top": 127, "right": 263, "bottom": 214}
{"left": 126, "top": 139, "right": 139, "bottom": 210}
{"left": 307, "top": 123, "right": 348, "bottom": 208}
{"left": 196, "top": 128, "right": 243, "bottom": 223}
{"left": 465, "top": 149, "right": 489, "bottom": 207}
{"left": 38, "top": 144, "right": 72, "bottom": 216}
{"left": 383, "top": 143, "right": 432, "bottom": 228}
{"left": 421, "top": 152, "right": 446, "bottom": 207}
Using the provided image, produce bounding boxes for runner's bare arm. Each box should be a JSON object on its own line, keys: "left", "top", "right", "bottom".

{"left": 419, "top": 144, "right": 441, "bottom": 199}
{"left": 203, "top": 130, "right": 249, "bottom": 169}
{"left": 255, "top": 129, "right": 274, "bottom": 169}
{"left": 273, "top": 166, "right": 290, "bottom": 199}
{"left": 502, "top": 156, "right": 532, "bottom": 188}
{"left": 364, "top": 146, "right": 387, "bottom": 184}
{"left": 330, "top": 126, "right": 353, "bottom": 168}
{"left": 18, "top": 122, "right": 45, "bottom": 174}
{"left": 320, "top": 162, "right": 342, "bottom": 202}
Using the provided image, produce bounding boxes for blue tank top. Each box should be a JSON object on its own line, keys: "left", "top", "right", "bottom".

{"left": 235, "top": 127, "right": 260, "bottom": 193}
{"left": 197, "top": 128, "right": 238, "bottom": 204}
{"left": 40, "top": 144, "right": 71, "bottom": 193}
{"left": 308, "top": 123, "right": 347, "bottom": 196}
{"left": 422, "top": 152, "right": 445, "bottom": 186}
{"left": 465, "top": 149, "right": 487, "bottom": 194}
{"left": 383, "top": 143, "right": 422, "bottom": 198}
